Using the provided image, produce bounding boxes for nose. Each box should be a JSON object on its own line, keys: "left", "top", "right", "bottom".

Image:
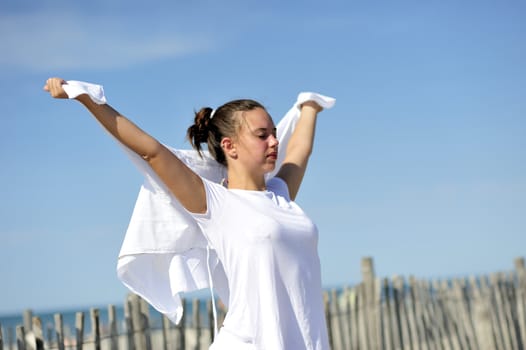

{"left": 269, "top": 134, "right": 279, "bottom": 147}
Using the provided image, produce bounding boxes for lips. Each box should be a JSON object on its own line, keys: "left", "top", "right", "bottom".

{"left": 267, "top": 151, "right": 278, "bottom": 160}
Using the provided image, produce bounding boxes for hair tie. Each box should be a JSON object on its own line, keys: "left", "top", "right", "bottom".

{"left": 210, "top": 109, "right": 216, "bottom": 119}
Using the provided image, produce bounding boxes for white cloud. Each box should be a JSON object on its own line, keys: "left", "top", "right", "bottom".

{"left": 0, "top": 11, "right": 215, "bottom": 71}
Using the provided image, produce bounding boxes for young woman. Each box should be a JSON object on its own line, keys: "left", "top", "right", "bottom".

{"left": 44, "top": 77, "right": 332, "bottom": 349}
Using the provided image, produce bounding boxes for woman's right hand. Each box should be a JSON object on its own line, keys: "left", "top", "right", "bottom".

{"left": 43, "top": 78, "right": 68, "bottom": 99}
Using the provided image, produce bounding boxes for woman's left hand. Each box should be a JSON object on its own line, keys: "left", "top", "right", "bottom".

{"left": 43, "top": 78, "right": 69, "bottom": 99}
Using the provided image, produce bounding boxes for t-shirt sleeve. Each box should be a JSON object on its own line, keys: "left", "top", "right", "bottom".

{"left": 189, "top": 177, "right": 227, "bottom": 223}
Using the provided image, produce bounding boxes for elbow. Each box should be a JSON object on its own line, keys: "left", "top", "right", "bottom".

{"left": 304, "top": 144, "right": 314, "bottom": 157}
{"left": 140, "top": 139, "right": 164, "bottom": 162}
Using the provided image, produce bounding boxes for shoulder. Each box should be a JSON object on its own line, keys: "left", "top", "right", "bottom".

{"left": 189, "top": 177, "right": 229, "bottom": 220}
{"left": 201, "top": 177, "right": 229, "bottom": 200}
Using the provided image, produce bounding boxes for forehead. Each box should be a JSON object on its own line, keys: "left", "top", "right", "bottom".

{"left": 240, "top": 107, "right": 275, "bottom": 130}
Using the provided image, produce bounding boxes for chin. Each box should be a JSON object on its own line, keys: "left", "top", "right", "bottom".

{"left": 263, "top": 163, "right": 276, "bottom": 173}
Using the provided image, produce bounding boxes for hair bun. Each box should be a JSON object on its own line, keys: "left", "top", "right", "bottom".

{"left": 187, "top": 107, "right": 213, "bottom": 153}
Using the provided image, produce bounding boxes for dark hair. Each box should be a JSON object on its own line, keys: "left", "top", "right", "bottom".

{"left": 187, "top": 99, "right": 266, "bottom": 166}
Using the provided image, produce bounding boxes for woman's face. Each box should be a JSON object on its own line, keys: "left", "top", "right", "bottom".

{"left": 234, "top": 107, "right": 279, "bottom": 175}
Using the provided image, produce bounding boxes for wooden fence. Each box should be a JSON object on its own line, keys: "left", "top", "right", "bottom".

{"left": 1, "top": 256, "right": 525, "bottom": 350}
{"left": 326, "top": 256, "right": 526, "bottom": 350}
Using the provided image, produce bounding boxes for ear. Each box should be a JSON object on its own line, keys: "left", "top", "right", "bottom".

{"left": 221, "top": 137, "right": 238, "bottom": 159}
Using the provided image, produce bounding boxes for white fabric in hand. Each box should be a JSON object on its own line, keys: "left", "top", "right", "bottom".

{"left": 63, "top": 80, "right": 107, "bottom": 104}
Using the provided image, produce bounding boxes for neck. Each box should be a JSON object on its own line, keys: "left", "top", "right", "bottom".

{"left": 226, "top": 170, "right": 266, "bottom": 191}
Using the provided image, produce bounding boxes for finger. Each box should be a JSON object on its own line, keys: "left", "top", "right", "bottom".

{"left": 44, "top": 77, "right": 66, "bottom": 97}
{"left": 46, "top": 79, "right": 55, "bottom": 92}
{"left": 48, "top": 77, "right": 64, "bottom": 88}
{"left": 43, "top": 78, "right": 51, "bottom": 91}
{"left": 51, "top": 78, "right": 64, "bottom": 94}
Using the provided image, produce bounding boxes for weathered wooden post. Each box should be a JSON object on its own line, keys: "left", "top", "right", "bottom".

{"left": 46, "top": 325, "right": 52, "bottom": 350}
{"left": 0, "top": 322, "right": 4, "bottom": 350}
{"left": 413, "top": 279, "right": 430, "bottom": 350}
{"left": 192, "top": 298, "right": 201, "bottom": 350}
{"left": 17, "top": 312, "right": 44, "bottom": 350}
{"left": 491, "top": 273, "right": 513, "bottom": 350}
{"left": 438, "top": 279, "right": 454, "bottom": 350}
{"left": 347, "top": 286, "right": 359, "bottom": 350}
{"left": 442, "top": 279, "right": 465, "bottom": 350}
{"left": 451, "top": 278, "right": 469, "bottom": 350}
{"left": 207, "top": 299, "right": 215, "bottom": 346}
{"left": 330, "top": 289, "right": 345, "bottom": 350}
{"left": 516, "top": 257, "right": 526, "bottom": 289}
{"left": 16, "top": 325, "right": 26, "bottom": 350}
{"left": 474, "top": 298, "right": 497, "bottom": 350}
{"left": 0, "top": 323, "right": 4, "bottom": 350}
{"left": 515, "top": 257, "right": 526, "bottom": 348}
{"left": 75, "top": 312, "right": 84, "bottom": 350}
{"left": 374, "top": 277, "right": 383, "bottom": 348}
{"left": 161, "top": 315, "right": 171, "bottom": 350}
{"left": 90, "top": 309, "right": 101, "bottom": 350}
{"left": 108, "top": 305, "right": 119, "bottom": 350}
{"left": 125, "top": 298, "right": 136, "bottom": 350}
{"left": 472, "top": 276, "right": 497, "bottom": 350}
{"left": 175, "top": 298, "right": 186, "bottom": 350}
{"left": 128, "top": 293, "right": 155, "bottom": 350}
{"left": 54, "top": 313, "right": 65, "bottom": 350}
{"left": 356, "top": 282, "right": 370, "bottom": 350}
{"left": 6, "top": 327, "right": 14, "bottom": 350}
{"left": 381, "top": 278, "right": 393, "bottom": 350}
{"left": 406, "top": 276, "right": 420, "bottom": 350}
{"left": 389, "top": 276, "right": 402, "bottom": 350}
{"left": 139, "top": 298, "right": 152, "bottom": 350}
{"left": 23, "top": 311, "right": 32, "bottom": 334}
{"left": 430, "top": 279, "right": 445, "bottom": 349}
{"left": 338, "top": 287, "right": 352, "bottom": 349}
{"left": 323, "top": 291, "right": 333, "bottom": 350}
{"left": 128, "top": 294, "right": 147, "bottom": 350}
{"left": 361, "top": 256, "right": 378, "bottom": 349}
{"left": 7, "top": 326, "right": 15, "bottom": 350}
{"left": 32, "top": 317, "right": 44, "bottom": 350}
{"left": 420, "top": 278, "right": 435, "bottom": 350}
{"left": 502, "top": 272, "right": 520, "bottom": 350}
{"left": 393, "top": 275, "right": 411, "bottom": 350}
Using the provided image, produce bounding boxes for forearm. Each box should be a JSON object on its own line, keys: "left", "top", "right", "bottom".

{"left": 286, "top": 105, "right": 319, "bottom": 164}
{"left": 76, "top": 94, "right": 161, "bottom": 160}
{"left": 276, "top": 104, "right": 320, "bottom": 200}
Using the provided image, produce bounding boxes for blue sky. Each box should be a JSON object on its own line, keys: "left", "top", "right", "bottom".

{"left": 1, "top": 0, "right": 525, "bottom": 315}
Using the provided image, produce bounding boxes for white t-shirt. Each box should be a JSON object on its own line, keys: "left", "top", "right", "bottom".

{"left": 192, "top": 177, "right": 330, "bottom": 350}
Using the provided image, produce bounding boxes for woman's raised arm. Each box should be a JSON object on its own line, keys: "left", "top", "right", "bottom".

{"left": 43, "top": 78, "right": 207, "bottom": 214}
{"left": 276, "top": 101, "right": 323, "bottom": 200}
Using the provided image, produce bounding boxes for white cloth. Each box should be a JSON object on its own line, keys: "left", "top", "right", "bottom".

{"left": 63, "top": 80, "right": 107, "bottom": 104}
{"left": 194, "top": 177, "right": 330, "bottom": 349}
{"left": 210, "top": 328, "right": 257, "bottom": 350}
{"left": 62, "top": 80, "right": 336, "bottom": 327}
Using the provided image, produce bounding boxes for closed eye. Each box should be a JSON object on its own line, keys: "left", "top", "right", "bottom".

{"left": 254, "top": 128, "right": 277, "bottom": 139}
